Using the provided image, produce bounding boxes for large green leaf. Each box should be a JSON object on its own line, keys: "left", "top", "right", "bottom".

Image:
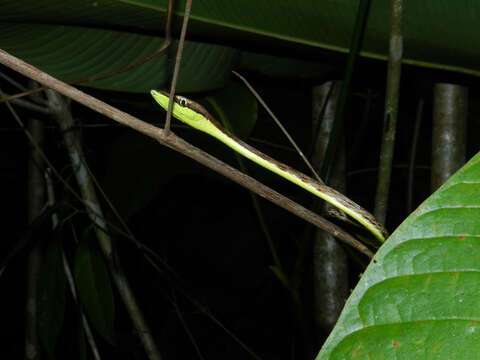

{"left": 111, "top": 0, "right": 480, "bottom": 76}
{"left": 3, "top": 0, "right": 480, "bottom": 76}
{"left": 2, "top": 0, "right": 480, "bottom": 93}
{"left": 317, "top": 152, "right": 480, "bottom": 359}
{"left": 0, "top": 22, "right": 239, "bottom": 92}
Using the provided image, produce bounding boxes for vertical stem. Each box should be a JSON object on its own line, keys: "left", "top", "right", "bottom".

{"left": 431, "top": 83, "right": 468, "bottom": 191}
{"left": 311, "top": 82, "right": 348, "bottom": 342}
{"left": 374, "top": 0, "right": 404, "bottom": 224}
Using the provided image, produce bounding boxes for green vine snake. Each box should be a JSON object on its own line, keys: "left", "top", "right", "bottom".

{"left": 151, "top": 90, "right": 388, "bottom": 243}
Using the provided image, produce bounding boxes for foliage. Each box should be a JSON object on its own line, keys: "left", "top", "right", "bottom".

{"left": 318, "top": 153, "right": 480, "bottom": 359}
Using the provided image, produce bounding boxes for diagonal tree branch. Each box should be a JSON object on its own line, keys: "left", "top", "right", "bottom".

{"left": 0, "top": 49, "right": 374, "bottom": 259}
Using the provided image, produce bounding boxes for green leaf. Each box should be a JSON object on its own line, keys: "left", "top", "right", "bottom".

{"left": 74, "top": 239, "right": 115, "bottom": 345}
{"left": 38, "top": 235, "right": 66, "bottom": 359}
{"left": 0, "top": 23, "right": 239, "bottom": 93}
{"left": 317, "top": 152, "right": 480, "bottom": 359}
{"left": 3, "top": 0, "right": 480, "bottom": 86}
{"left": 122, "top": 0, "right": 480, "bottom": 77}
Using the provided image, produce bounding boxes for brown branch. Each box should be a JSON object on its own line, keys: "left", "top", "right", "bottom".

{"left": 0, "top": 0, "right": 174, "bottom": 103}
{"left": 164, "top": 0, "right": 193, "bottom": 135}
{"left": 0, "top": 49, "right": 374, "bottom": 259}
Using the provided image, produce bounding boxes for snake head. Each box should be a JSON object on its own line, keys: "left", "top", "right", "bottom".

{"left": 151, "top": 90, "right": 221, "bottom": 135}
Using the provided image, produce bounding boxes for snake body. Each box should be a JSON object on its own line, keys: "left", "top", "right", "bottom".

{"left": 151, "top": 90, "right": 388, "bottom": 242}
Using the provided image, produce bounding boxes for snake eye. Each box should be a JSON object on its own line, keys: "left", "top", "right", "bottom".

{"left": 178, "top": 97, "right": 188, "bottom": 106}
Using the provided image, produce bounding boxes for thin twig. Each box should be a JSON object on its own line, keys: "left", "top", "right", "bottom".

{"left": 407, "top": 98, "right": 423, "bottom": 213}
{"left": 0, "top": 48, "right": 373, "bottom": 258}
{"left": 0, "top": 0, "right": 174, "bottom": 103}
{"left": 232, "top": 70, "right": 323, "bottom": 184}
{"left": 373, "top": 0, "right": 404, "bottom": 224}
{"left": 164, "top": 0, "right": 193, "bottom": 136}
{"left": 1, "top": 92, "right": 51, "bottom": 114}
{"left": 171, "top": 295, "right": 206, "bottom": 360}
{"left": 0, "top": 71, "right": 29, "bottom": 92}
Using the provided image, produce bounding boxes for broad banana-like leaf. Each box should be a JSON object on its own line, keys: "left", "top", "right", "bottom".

{"left": 0, "top": 22, "right": 239, "bottom": 92}
{"left": 2, "top": 0, "right": 480, "bottom": 93}
{"left": 317, "top": 152, "right": 480, "bottom": 359}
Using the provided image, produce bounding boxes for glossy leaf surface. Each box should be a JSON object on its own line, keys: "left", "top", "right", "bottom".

{"left": 2, "top": 0, "right": 480, "bottom": 94}
{"left": 317, "top": 152, "right": 480, "bottom": 359}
